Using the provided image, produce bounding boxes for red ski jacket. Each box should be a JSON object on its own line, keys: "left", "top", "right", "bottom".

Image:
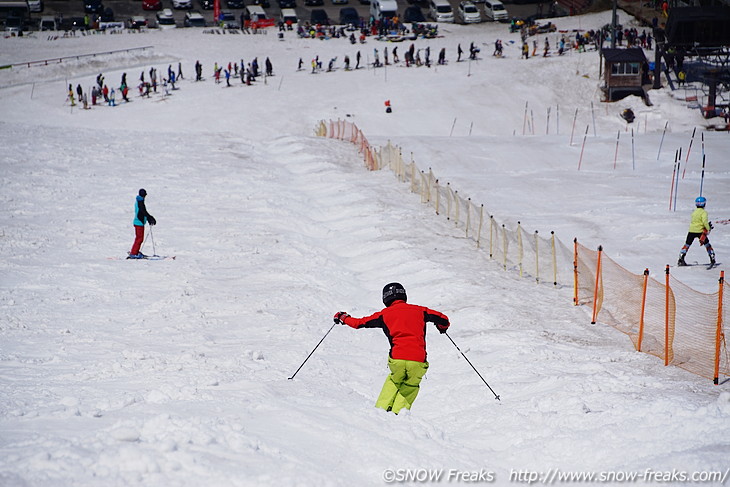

{"left": 342, "top": 300, "right": 450, "bottom": 362}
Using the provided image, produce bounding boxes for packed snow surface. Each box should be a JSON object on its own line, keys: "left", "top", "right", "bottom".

{"left": 1, "top": 10, "right": 729, "bottom": 487}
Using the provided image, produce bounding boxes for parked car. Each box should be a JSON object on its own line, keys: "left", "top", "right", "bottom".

{"left": 39, "top": 15, "right": 58, "bottom": 30}
{"left": 332, "top": 0, "right": 348, "bottom": 4}
{"left": 99, "top": 7, "right": 114, "bottom": 21}
{"left": 310, "top": 8, "right": 329, "bottom": 24}
{"left": 483, "top": 0, "right": 507, "bottom": 21}
{"left": 199, "top": 0, "right": 214, "bottom": 9}
{"left": 250, "top": 0, "right": 269, "bottom": 7}
{"left": 278, "top": 0, "right": 296, "bottom": 7}
{"left": 27, "top": 0, "right": 43, "bottom": 13}
{"left": 226, "top": 0, "right": 245, "bottom": 7}
{"left": 403, "top": 5, "right": 425, "bottom": 22}
{"left": 358, "top": 0, "right": 370, "bottom": 4}
{"left": 338, "top": 7, "right": 358, "bottom": 25}
{"left": 172, "top": 0, "right": 193, "bottom": 9}
{"left": 219, "top": 10, "right": 241, "bottom": 27}
{"left": 156, "top": 8, "right": 177, "bottom": 28}
{"left": 304, "top": 0, "right": 323, "bottom": 6}
{"left": 4, "top": 16, "right": 23, "bottom": 34}
{"left": 457, "top": 1, "right": 480, "bottom": 23}
{"left": 143, "top": 0, "right": 163, "bottom": 10}
{"left": 128, "top": 15, "right": 148, "bottom": 28}
{"left": 280, "top": 7, "right": 298, "bottom": 24}
{"left": 69, "top": 16, "right": 87, "bottom": 30}
{"left": 184, "top": 10, "right": 207, "bottom": 25}
{"left": 84, "top": 0, "right": 104, "bottom": 14}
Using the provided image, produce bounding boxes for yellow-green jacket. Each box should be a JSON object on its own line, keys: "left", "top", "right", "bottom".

{"left": 689, "top": 207, "right": 710, "bottom": 233}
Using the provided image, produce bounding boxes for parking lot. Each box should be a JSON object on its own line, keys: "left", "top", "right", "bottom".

{"left": 20, "top": 0, "right": 552, "bottom": 31}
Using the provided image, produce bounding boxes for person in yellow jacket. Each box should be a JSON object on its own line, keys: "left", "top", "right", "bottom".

{"left": 678, "top": 196, "right": 715, "bottom": 266}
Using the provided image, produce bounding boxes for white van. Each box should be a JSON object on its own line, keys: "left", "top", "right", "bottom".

{"left": 429, "top": 0, "right": 454, "bottom": 23}
{"left": 280, "top": 7, "right": 298, "bottom": 25}
{"left": 245, "top": 4, "right": 267, "bottom": 22}
{"left": 39, "top": 15, "right": 57, "bottom": 30}
{"left": 369, "top": 0, "right": 397, "bottom": 20}
{"left": 483, "top": 0, "right": 507, "bottom": 21}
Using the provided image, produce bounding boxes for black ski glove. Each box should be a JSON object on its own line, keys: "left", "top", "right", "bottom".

{"left": 148, "top": 215, "right": 157, "bottom": 226}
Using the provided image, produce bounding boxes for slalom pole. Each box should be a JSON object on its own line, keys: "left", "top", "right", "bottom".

{"left": 444, "top": 332, "right": 500, "bottom": 401}
{"left": 613, "top": 130, "right": 620, "bottom": 170}
{"left": 682, "top": 127, "right": 697, "bottom": 178}
{"left": 569, "top": 108, "right": 578, "bottom": 146}
{"left": 631, "top": 128, "right": 636, "bottom": 171}
{"left": 590, "top": 101, "right": 597, "bottom": 136}
{"left": 556, "top": 104, "right": 560, "bottom": 135}
{"left": 673, "top": 162, "right": 680, "bottom": 211}
{"left": 657, "top": 121, "right": 668, "bottom": 161}
{"left": 546, "top": 107, "right": 551, "bottom": 135}
{"left": 577, "top": 125, "right": 589, "bottom": 170}
{"left": 288, "top": 322, "right": 337, "bottom": 380}
{"left": 699, "top": 153, "right": 706, "bottom": 197}
{"left": 669, "top": 149, "right": 678, "bottom": 211}
{"left": 522, "top": 101, "right": 529, "bottom": 135}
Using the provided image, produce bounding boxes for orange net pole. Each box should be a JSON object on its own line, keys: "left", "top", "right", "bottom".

{"left": 638, "top": 268, "right": 649, "bottom": 352}
{"left": 591, "top": 245, "right": 603, "bottom": 324}
{"left": 715, "top": 271, "right": 725, "bottom": 384}
{"left": 573, "top": 238, "right": 579, "bottom": 306}
{"left": 665, "top": 265, "right": 670, "bottom": 366}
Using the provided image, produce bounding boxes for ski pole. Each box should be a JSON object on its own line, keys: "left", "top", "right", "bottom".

{"left": 148, "top": 225, "right": 157, "bottom": 256}
{"left": 444, "top": 332, "right": 501, "bottom": 401}
{"left": 288, "top": 323, "right": 337, "bottom": 380}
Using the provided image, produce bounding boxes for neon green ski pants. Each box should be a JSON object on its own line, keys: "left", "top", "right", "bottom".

{"left": 375, "top": 358, "right": 429, "bottom": 414}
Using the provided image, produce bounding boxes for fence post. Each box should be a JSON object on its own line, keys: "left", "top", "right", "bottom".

{"left": 591, "top": 245, "right": 603, "bottom": 324}
{"left": 638, "top": 268, "right": 649, "bottom": 352}
{"left": 551, "top": 231, "right": 557, "bottom": 287}
{"left": 665, "top": 265, "right": 671, "bottom": 366}
{"left": 489, "top": 215, "right": 495, "bottom": 259}
{"left": 435, "top": 179, "right": 441, "bottom": 215}
{"left": 573, "top": 238, "right": 579, "bottom": 306}
{"left": 466, "top": 198, "right": 472, "bottom": 238}
{"left": 502, "top": 224, "right": 508, "bottom": 270}
{"left": 714, "top": 271, "right": 725, "bottom": 385}
{"left": 535, "top": 230, "right": 540, "bottom": 284}
{"left": 476, "top": 205, "right": 484, "bottom": 249}
{"left": 517, "top": 221, "right": 524, "bottom": 278}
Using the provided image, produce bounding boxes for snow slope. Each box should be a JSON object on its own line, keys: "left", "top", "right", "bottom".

{"left": 1, "top": 11, "right": 729, "bottom": 487}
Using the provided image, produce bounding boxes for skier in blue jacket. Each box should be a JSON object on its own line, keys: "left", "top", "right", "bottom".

{"left": 128, "top": 188, "right": 156, "bottom": 259}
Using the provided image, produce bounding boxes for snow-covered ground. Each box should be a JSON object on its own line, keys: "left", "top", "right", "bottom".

{"left": 1, "top": 11, "right": 729, "bottom": 487}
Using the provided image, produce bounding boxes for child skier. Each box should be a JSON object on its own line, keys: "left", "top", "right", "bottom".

{"left": 678, "top": 196, "right": 716, "bottom": 267}
{"left": 334, "top": 282, "right": 450, "bottom": 414}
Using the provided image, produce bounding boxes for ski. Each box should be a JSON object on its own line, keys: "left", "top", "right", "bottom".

{"left": 108, "top": 255, "right": 176, "bottom": 261}
{"left": 707, "top": 262, "right": 721, "bottom": 270}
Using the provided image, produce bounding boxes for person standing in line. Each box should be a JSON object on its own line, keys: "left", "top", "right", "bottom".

{"left": 678, "top": 196, "right": 716, "bottom": 267}
{"left": 334, "top": 283, "right": 450, "bottom": 414}
{"left": 128, "top": 188, "right": 157, "bottom": 259}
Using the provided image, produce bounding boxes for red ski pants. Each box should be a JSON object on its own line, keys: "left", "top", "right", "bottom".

{"left": 130, "top": 225, "right": 145, "bottom": 255}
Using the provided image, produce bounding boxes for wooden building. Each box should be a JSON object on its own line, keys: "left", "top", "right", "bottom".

{"left": 600, "top": 48, "right": 650, "bottom": 102}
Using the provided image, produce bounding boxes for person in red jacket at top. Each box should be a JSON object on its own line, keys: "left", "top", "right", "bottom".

{"left": 334, "top": 282, "right": 450, "bottom": 414}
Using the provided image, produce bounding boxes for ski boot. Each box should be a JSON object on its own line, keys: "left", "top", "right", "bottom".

{"left": 677, "top": 254, "right": 687, "bottom": 266}
{"left": 710, "top": 256, "right": 716, "bottom": 267}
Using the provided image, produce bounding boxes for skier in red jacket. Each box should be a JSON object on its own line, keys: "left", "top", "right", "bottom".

{"left": 334, "top": 282, "right": 450, "bottom": 414}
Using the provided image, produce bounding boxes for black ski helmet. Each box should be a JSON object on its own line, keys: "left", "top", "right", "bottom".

{"left": 139, "top": 188, "right": 147, "bottom": 198}
{"left": 382, "top": 282, "right": 407, "bottom": 307}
